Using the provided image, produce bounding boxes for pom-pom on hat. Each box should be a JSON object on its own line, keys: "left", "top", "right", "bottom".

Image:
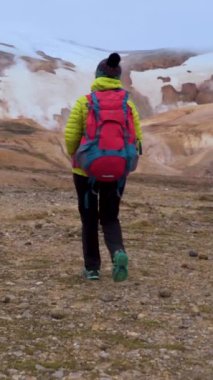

{"left": 95, "top": 52, "right": 121, "bottom": 79}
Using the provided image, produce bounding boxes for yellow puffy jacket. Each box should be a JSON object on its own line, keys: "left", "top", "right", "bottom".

{"left": 65, "top": 77, "right": 142, "bottom": 176}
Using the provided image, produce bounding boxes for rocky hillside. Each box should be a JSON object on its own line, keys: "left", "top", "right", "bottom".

{"left": 0, "top": 103, "right": 212, "bottom": 184}
{"left": 139, "top": 104, "right": 213, "bottom": 178}
{"left": 0, "top": 34, "right": 212, "bottom": 380}
{"left": 0, "top": 33, "right": 213, "bottom": 181}
{"left": 0, "top": 119, "right": 68, "bottom": 173}
{"left": 0, "top": 34, "right": 213, "bottom": 126}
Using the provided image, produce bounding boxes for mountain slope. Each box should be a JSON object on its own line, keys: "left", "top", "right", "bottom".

{"left": 0, "top": 33, "right": 213, "bottom": 126}
{"left": 0, "top": 104, "right": 212, "bottom": 186}
{"left": 138, "top": 104, "right": 213, "bottom": 177}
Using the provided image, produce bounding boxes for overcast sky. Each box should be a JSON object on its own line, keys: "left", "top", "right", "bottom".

{"left": 1, "top": 0, "right": 213, "bottom": 51}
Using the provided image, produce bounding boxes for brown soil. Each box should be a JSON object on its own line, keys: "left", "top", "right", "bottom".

{"left": 0, "top": 168, "right": 212, "bottom": 380}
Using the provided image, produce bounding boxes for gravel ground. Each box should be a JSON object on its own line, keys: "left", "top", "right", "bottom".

{"left": 0, "top": 171, "right": 212, "bottom": 380}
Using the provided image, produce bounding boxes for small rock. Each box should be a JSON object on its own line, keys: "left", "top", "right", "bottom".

{"left": 19, "top": 302, "right": 29, "bottom": 309}
{"left": 73, "top": 342, "right": 80, "bottom": 349}
{"left": 59, "top": 273, "right": 69, "bottom": 279}
{"left": 53, "top": 369, "right": 64, "bottom": 379}
{"left": 0, "top": 316, "right": 12, "bottom": 321}
{"left": 2, "top": 296, "right": 11, "bottom": 303}
{"left": 67, "top": 230, "right": 77, "bottom": 238}
{"left": 188, "top": 250, "right": 198, "bottom": 257}
{"left": 22, "top": 310, "right": 32, "bottom": 319}
{"left": 13, "top": 350, "right": 23, "bottom": 357}
{"left": 181, "top": 263, "right": 195, "bottom": 270}
{"left": 205, "top": 292, "right": 211, "bottom": 297}
{"left": 140, "top": 298, "right": 148, "bottom": 305}
{"left": 158, "top": 289, "right": 172, "bottom": 298}
{"left": 35, "top": 222, "right": 43, "bottom": 229}
{"left": 126, "top": 331, "right": 140, "bottom": 338}
{"left": 25, "top": 240, "right": 32, "bottom": 246}
{"left": 100, "top": 294, "right": 116, "bottom": 303}
{"left": 126, "top": 349, "right": 141, "bottom": 360}
{"left": 137, "top": 313, "right": 145, "bottom": 320}
{"left": 64, "top": 372, "right": 84, "bottom": 380}
{"left": 68, "top": 323, "right": 75, "bottom": 329}
{"left": 191, "top": 305, "right": 200, "bottom": 316}
{"left": 50, "top": 309, "right": 66, "bottom": 320}
{"left": 159, "top": 348, "right": 167, "bottom": 354}
{"left": 179, "top": 318, "right": 191, "bottom": 329}
{"left": 35, "top": 364, "right": 46, "bottom": 371}
{"left": 7, "top": 369, "right": 18, "bottom": 376}
{"left": 198, "top": 254, "right": 208, "bottom": 260}
{"left": 99, "top": 351, "right": 110, "bottom": 359}
{"left": 51, "top": 336, "right": 59, "bottom": 342}
{"left": 133, "top": 282, "right": 140, "bottom": 286}
{"left": 181, "top": 263, "right": 190, "bottom": 269}
{"left": 92, "top": 323, "right": 105, "bottom": 332}
{"left": 5, "top": 281, "right": 15, "bottom": 286}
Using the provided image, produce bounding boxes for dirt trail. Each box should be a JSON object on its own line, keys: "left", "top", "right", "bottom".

{"left": 0, "top": 171, "right": 212, "bottom": 380}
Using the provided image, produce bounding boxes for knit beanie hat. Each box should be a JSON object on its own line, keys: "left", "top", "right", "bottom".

{"left": 95, "top": 52, "right": 121, "bottom": 79}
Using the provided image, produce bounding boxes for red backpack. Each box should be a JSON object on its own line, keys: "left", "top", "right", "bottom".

{"left": 75, "top": 89, "right": 139, "bottom": 182}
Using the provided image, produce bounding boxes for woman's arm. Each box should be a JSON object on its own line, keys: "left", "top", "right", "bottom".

{"left": 65, "top": 98, "right": 84, "bottom": 156}
{"left": 128, "top": 100, "right": 143, "bottom": 153}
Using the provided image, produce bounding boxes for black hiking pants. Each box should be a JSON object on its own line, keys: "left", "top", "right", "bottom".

{"left": 73, "top": 174, "right": 126, "bottom": 271}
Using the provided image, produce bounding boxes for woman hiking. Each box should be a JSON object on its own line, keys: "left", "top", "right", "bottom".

{"left": 65, "top": 52, "right": 142, "bottom": 281}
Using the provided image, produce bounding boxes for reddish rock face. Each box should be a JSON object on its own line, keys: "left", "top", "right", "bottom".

{"left": 21, "top": 56, "right": 58, "bottom": 74}
{"left": 196, "top": 91, "right": 213, "bottom": 104}
{"left": 53, "top": 108, "right": 70, "bottom": 129}
{"left": 181, "top": 83, "right": 198, "bottom": 102}
{"left": 157, "top": 76, "right": 171, "bottom": 83}
{"left": 21, "top": 51, "right": 75, "bottom": 74}
{"left": 162, "top": 85, "right": 179, "bottom": 104}
{"left": 0, "top": 51, "right": 15, "bottom": 75}
{"left": 199, "top": 77, "right": 213, "bottom": 91}
{"left": 36, "top": 51, "right": 75, "bottom": 71}
{"left": 121, "top": 50, "right": 197, "bottom": 115}
{"left": 161, "top": 78, "right": 213, "bottom": 106}
{"left": 122, "top": 51, "right": 196, "bottom": 72}
{"left": 196, "top": 77, "right": 213, "bottom": 104}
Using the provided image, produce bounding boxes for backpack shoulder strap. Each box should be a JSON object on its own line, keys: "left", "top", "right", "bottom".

{"left": 91, "top": 92, "right": 99, "bottom": 110}
{"left": 122, "top": 90, "right": 129, "bottom": 118}
{"left": 86, "top": 92, "right": 100, "bottom": 122}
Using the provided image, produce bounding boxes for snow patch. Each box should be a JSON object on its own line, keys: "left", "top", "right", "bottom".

{"left": 0, "top": 59, "right": 93, "bottom": 128}
{"left": 131, "top": 52, "right": 213, "bottom": 111}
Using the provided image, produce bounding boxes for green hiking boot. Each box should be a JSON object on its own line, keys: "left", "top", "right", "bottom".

{"left": 112, "top": 250, "right": 128, "bottom": 282}
{"left": 83, "top": 269, "right": 100, "bottom": 280}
